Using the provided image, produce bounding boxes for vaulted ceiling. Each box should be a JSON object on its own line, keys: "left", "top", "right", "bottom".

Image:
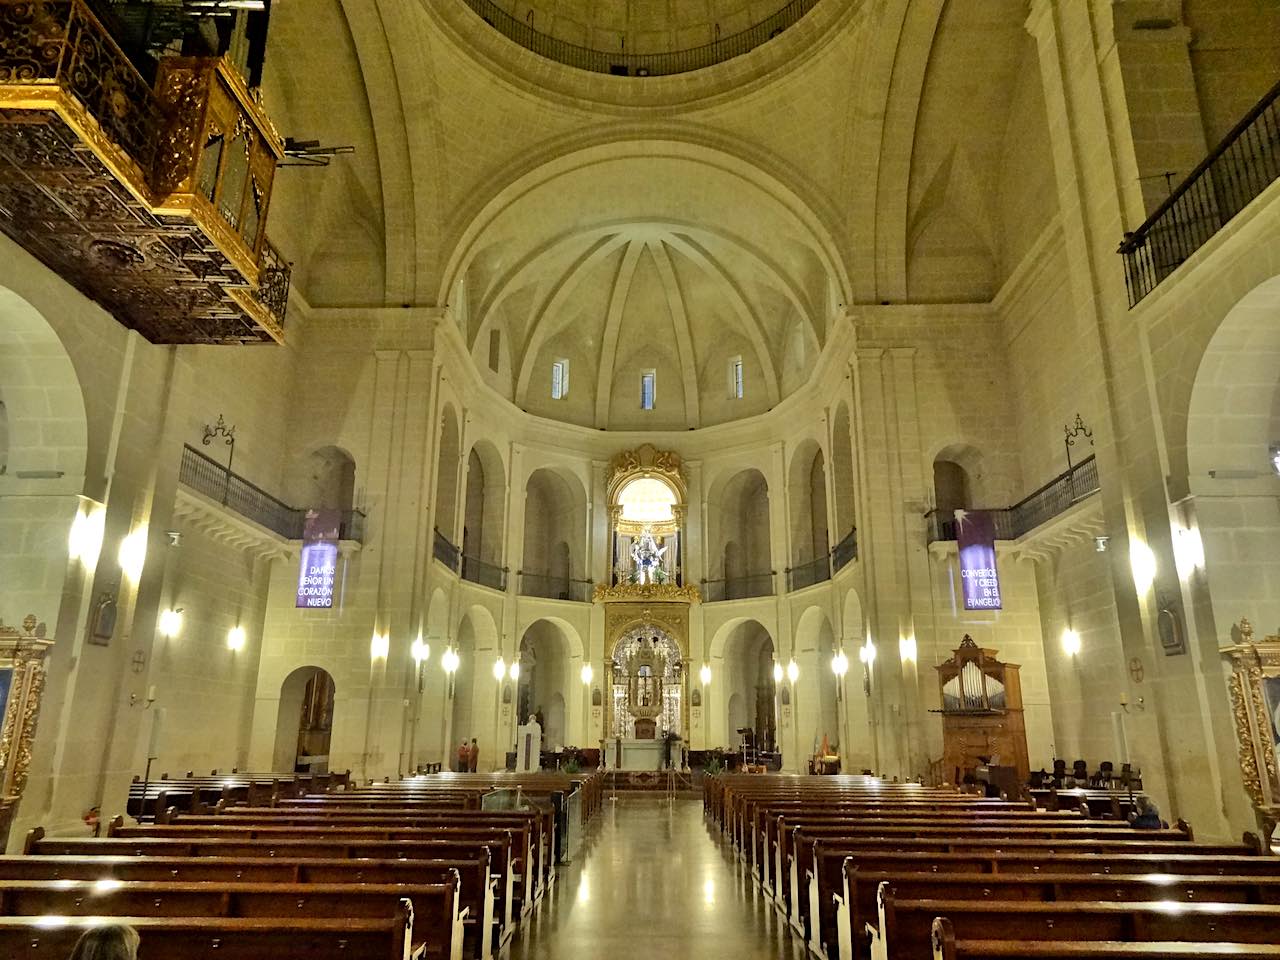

{"left": 259, "top": 0, "right": 1059, "bottom": 426}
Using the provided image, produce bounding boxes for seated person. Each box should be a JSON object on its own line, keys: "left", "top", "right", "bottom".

{"left": 69, "top": 924, "right": 139, "bottom": 960}
{"left": 1130, "top": 796, "right": 1164, "bottom": 830}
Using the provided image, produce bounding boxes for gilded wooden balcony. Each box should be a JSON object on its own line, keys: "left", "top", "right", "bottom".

{"left": 0, "top": 0, "right": 289, "bottom": 343}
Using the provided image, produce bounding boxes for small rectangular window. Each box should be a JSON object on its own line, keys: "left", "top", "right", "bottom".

{"left": 729, "top": 356, "right": 744, "bottom": 399}
{"left": 552, "top": 359, "right": 569, "bottom": 400}
{"left": 488, "top": 330, "right": 501, "bottom": 372}
{"left": 640, "top": 370, "right": 656, "bottom": 410}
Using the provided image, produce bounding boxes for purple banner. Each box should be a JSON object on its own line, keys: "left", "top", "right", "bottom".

{"left": 296, "top": 508, "right": 340, "bottom": 609}
{"left": 956, "top": 509, "right": 1002, "bottom": 611}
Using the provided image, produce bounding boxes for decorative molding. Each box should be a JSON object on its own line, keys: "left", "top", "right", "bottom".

{"left": 1221, "top": 619, "right": 1280, "bottom": 846}
{"left": 171, "top": 487, "right": 365, "bottom": 562}
{"left": 592, "top": 582, "right": 700, "bottom": 605}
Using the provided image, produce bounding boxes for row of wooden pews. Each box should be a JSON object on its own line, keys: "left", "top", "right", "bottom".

{"left": 126, "top": 769, "right": 353, "bottom": 821}
{"left": 705, "top": 773, "right": 1280, "bottom": 960}
{"left": 0, "top": 768, "right": 602, "bottom": 958}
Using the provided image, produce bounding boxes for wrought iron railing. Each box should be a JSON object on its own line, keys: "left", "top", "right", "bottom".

{"left": 433, "top": 529, "right": 461, "bottom": 572}
{"left": 462, "top": 554, "right": 508, "bottom": 591}
{"left": 786, "top": 554, "right": 831, "bottom": 592}
{"left": 831, "top": 528, "right": 857, "bottom": 571}
{"left": 519, "top": 571, "right": 592, "bottom": 602}
{"left": 702, "top": 573, "right": 775, "bottom": 603}
{"left": 178, "top": 444, "right": 365, "bottom": 542}
{"left": 250, "top": 238, "right": 291, "bottom": 333}
{"left": 1119, "top": 79, "right": 1280, "bottom": 306}
{"left": 458, "top": 0, "right": 819, "bottom": 77}
{"left": 925, "top": 455, "right": 1100, "bottom": 544}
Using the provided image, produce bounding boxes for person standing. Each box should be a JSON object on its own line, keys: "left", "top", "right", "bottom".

{"left": 468, "top": 737, "right": 480, "bottom": 772}
{"left": 456, "top": 740, "right": 469, "bottom": 773}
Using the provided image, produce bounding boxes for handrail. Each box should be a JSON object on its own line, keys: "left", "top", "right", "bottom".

{"left": 433, "top": 529, "right": 461, "bottom": 572}
{"left": 179, "top": 444, "right": 365, "bottom": 542}
{"left": 462, "top": 554, "right": 508, "bottom": 591}
{"left": 519, "top": 571, "right": 592, "bottom": 602}
{"left": 458, "top": 0, "right": 819, "bottom": 77}
{"left": 702, "top": 573, "right": 775, "bottom": 603}
{"left": 785, "top": 554, "right": 831, "bottom": 592}
{"left": 832, "top": 528, "right": 857, "bottom": 571}
{"left": 1118, "top": 78, "right": 1280, "bottom": 306}
{"left": 924, "top": 455, "right": 1099, "bottom": 544}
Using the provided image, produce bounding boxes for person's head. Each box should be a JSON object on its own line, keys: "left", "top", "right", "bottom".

{"left": 1138, "top": 796, "right": 1160, "bottom": 817}
{"left": 68, "top": 924, "right": 139, "bottom": 960}
{"left": 471, "top": 738, "right": 477, "bottom": 746}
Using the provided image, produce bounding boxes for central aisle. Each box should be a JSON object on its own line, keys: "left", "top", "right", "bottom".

{"left": 510, "top": 797, "right": 810, "bottom": 958}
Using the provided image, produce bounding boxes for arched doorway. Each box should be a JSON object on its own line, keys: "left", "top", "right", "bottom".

{"left": 516, "top": 619, "right": 571, "bottom": 749}
{"left": 788, "top": 441, "right": 829, "bottom": 566}
{"left": 434, "top": 405, "right": 461, "bottom": 545}
{"left": 721, "top": 619, "right": 777, "bottom": 754}
{"left": 273, "top": 666, "right": 336, "bottom": 773}
{"left": 709, "top": 468, "right": 772, "bottom": 598}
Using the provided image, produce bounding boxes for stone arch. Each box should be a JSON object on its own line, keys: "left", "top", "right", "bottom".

{"left": 287, "top": 445, "right": 357, "bottom": 512}
{"left": 716, "top": 618, "right": 776, "bottom": 751}
{"left": 434, "top": 403, "right": 461, "bottom": 544}
{"left": 463, "top": 439, "right": 506, "bottom": 565}
{"left": 932, "top": 442, "right": 985, "bottom": 513}
{"left": 1186, "top": 273, "right": 1280, "bottom": 631}
{"left": 788, "top": 439, "right": 829, "bottom": 565}
{"left": 794, "top": 605, "right": 838, "bottom": 757}
{"left": 522, "top": 466, "right": 588, "bottom": 594}
{"left": 830, "top": 401, "right": 856, "bottom": 539}
{"left": 451, "top": 605, "right": 500, "bottom": 762}
{"left": 706, "top": 467, "right": 772, "bottom": 591}
{"left": 0, "top": 286, "right": 88, "bottom": 488}
{"left": 272, "top": 665, "right": 336, "bottom": 774}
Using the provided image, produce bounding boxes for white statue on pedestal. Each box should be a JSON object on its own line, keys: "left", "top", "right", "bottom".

{"left": 630, "top": 529, "right": 667, "bottom": 585}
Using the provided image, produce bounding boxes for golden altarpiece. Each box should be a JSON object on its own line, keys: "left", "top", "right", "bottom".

{"left": 1222, "top": 619, "right": 1280, "bottom": 850}
{"left": 593, "top": 446, "right": 699, "bottom": 770}
{"left": 0, "top": 616, "right": 54, "bottom": 847}
{"left": 934, "top": 635, "right": 1029, "bottom": 786}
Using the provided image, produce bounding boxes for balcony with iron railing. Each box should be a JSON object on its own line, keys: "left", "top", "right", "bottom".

{"left": 702, "top": 572, "right": 775, "bottom": 603}
{"left": 0, "top": 0, "right": 290, "bottom": 343}
{"left": 519, "top": 572, "right": 593, "bottom": 602}
{"left": 1119, "top": 79, "right": 1280, "bottom": 307}
{"left": 786, "top": 554, "right": 832, "bottom": 592}
{"left": 462, "top": 555, "right": 508, "bottom": 592}
{"left": 459, "top": 0, "right": 819, "bottom": 77}
{"left": 433, "top": 529, "right": 461, "bottom": 572}
{"left": 179, "top": 444, "right": 366, "bottom": 542}
{"left": 924, "top": 455, "right": 1100, "bottom": 544}
{"left": 831, "top": 528, "right": 858, "bottom": 572}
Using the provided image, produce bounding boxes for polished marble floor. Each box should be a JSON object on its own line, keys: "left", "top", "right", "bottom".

{"left": 508, "top": 797, "right": 809, "bottom": 958}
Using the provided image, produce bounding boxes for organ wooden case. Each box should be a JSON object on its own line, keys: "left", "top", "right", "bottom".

{"left": 935, "top": 635, "right": 1029, "bottom": 785}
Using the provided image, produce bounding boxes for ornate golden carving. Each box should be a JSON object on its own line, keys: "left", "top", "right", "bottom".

{"left": 1229, "top": 671, "right": 1265, "bottom": 806}
{"left": 603, "top": 602, "right": 691, "bottom": 661}
{"left": 0, "top": 615, "right": 54, "bottom": 802}
{"left": 593, "top": 582, "right": 700, "bottom": 604}
{"left": 1222, "top": 617, "right": 1280, "bottom": 817}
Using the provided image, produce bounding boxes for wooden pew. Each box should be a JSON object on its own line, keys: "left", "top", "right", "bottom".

{"left": 25, "top": 830, "right": 519, "bottom": 950}
{"left": 0, "top": 853, "right": 494, "bottom": 960}
{"left": 826, "top": 849, "right": 1280, "bottom": 960}
{"left": 0, "top": 907, "right": 414, "bottom": 959}
{"left": 0, "top": 878, "right": 462, "bottom": 960}
{"left": 872, "top": 893, "right": 1280, "bottom": 960}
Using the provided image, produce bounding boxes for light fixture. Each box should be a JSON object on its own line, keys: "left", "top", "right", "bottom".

{"left": 1129, "top": 539, "right": 1157, "bottom": 594}
{"left": 581, "top": 663, "right": 594, "bottom": 686}
{"left": 786, "top": 659, "right": 799, "bottom": 683}
{"left": 1062, "top": 628, "right": 1082, "bottom": 656}
{"left": 1171, "top": 524, "right": 1204, "bottom": 580}
{"left": 773, "top": 662, "right": 784, "bottom": 684}
{"left": 493, "top": 656, "right": 506, "bottom": 681}
{"left": 831, "top": 651, "right": 849, "bottom": 678}
{"left": 1271, "top": 444, "right": 1280, "bottom": 476}
{"left": 509, "top": 662, "right": 521, "bottom": 682}
{"left": 410, "top": 636, "right": 430, "bottom": 666}
{"left": 859, "top": 637, "right": 877, "bottom": 666}
{"left": 441, "top": 647, "right": 460, "bottom": 675}
{"left": 227, "top": 626, "right": 246, "bottom": 651}
{"left": 68, "top": 507, "right": 105, "bottom": 567}
{"left": 118, "top": 526, "right": 148, "bottom": 583}
{"left": 700, "top": 663, "right": 712, "bottom": 685}
{"left": 370, "top": 631, "right": 389, "bottom": 660}
{"left": 899, "top": 635, "right": 917, "bottom": 663}
{"left": 158, "top": 608, "right": 184, "bottom": 638}
{"left": 1094, "top": 536, "right": 1110, "bottom": 553}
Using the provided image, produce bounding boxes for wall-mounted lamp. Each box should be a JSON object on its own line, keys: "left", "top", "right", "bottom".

{"left": 1094, "top": 536, "right": 1110, "bottom": 553}
{"left": 118, "top": 526, "right": 148, "bottom": 583}
{"left": 68, "top": 506, "right": 105, "bottom": 567}
{"left": 786, "top": 659, "right": 799, "bottom": 684}
{"left": 509, "top": 661, "right": 521, "bottom": 683}
{"left": 858, "top": 637, "right": 877, "bottom": 666}
{"left": 1129, "top": 539, "right": 1157, "bottom": 594}
{"left": 899, "top": 635, "right": 917, "bottom": 664}
{"left": 831, "top": 650, "right": 849, "bottom": 678}
{"left": 1171, "top": 524, "right": 1204, "bottom": 580}
{"left": 370, "top": 631, "right": 390, "bottom": 661}
{"left": 492, "top": 656, "right": 507, "bottom": 681}
{"left": 581, "top": 663, "right": 594, "bottom": 686}
{"left": 772, "top": 662, "right": 784, "bottom": 684}
{"left": 1062, "top": 628, "right": 1082, "bottom": 657}
{"left": 411, "top": 636, "right": 430, "bottom": 666}
{"left": 699, "top": 663, "right": 712, "bottom": 686}
{"left": 158, "top": 608, "right": 184, "bottom": 638}
{"left": 441, "top": 647, "right": 460, "bottom": 675}
{"left": 227, "top": 626, "right": 246, "bottom": 652}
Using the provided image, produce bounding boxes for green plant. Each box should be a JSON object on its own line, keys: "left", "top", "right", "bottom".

{"left": 704, "top": 755, "right": 724, "bottom": 776}
{"left": 564, "top": 758, "right": 581, "bottom": 774}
